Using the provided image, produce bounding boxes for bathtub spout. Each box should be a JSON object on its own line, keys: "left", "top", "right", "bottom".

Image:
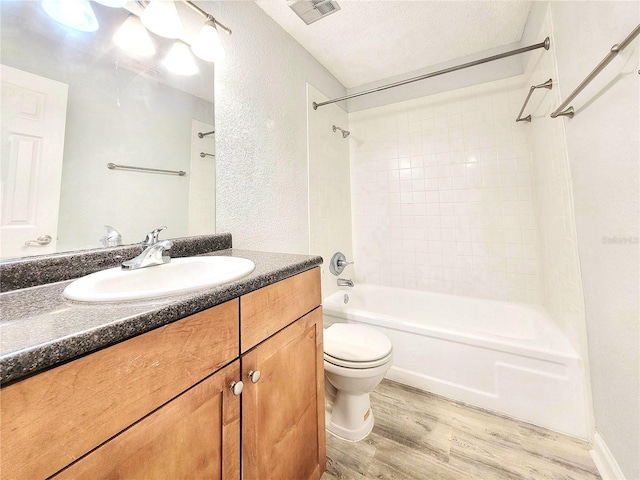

{"left": 337, "top": 278, "right": 354, "bottom": 287}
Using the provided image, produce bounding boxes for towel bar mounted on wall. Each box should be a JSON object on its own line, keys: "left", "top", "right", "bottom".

{"left": 515, "top": 79, "right": 553, "bottom": 122}
{"left": 551, "top": 24, "right": 640, "bottom": 118}
{"left": 107, "top": 163, "right": 186, "bottom": 176}
{"left": 197, "top": 130, "right": 215, "bottom": 138}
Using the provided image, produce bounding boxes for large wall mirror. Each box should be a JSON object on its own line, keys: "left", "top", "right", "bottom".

{"left": 0, "top": 0, "right": 215, "bottom": 259}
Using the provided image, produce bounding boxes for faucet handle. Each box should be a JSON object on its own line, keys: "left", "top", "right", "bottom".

{"left": 142, "top": 226, "right": 167, "bottom": 246}
{"left": 100, "top": 225, "right": 122, "bottom": 247}
{"left": 329, "top": 252, "right": 354, "bottom": 276}
{"left": 337, "top": 259, "right": 354, "bottom": 267}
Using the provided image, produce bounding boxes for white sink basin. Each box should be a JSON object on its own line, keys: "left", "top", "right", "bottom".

{"left": 63, "top": 256, "right": 255, "bottom": 302}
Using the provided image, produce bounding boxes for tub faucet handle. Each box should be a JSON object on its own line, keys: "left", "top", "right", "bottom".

{"left": 330, "top": 252, "right": 354, "bottom": 275}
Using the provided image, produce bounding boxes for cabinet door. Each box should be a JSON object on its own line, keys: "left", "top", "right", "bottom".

{"left": 53, "top": 361, "right": 241, "bottom": 480}
{"left": 1, "top": 300, "right": 239, "bottom": 480}
{"left": 242, "top": 307, "right": 326, "bottom": 480}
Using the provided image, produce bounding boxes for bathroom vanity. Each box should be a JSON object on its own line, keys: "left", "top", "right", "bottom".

{"left": 0, "top": 238, "right": 325, "bottom": 480}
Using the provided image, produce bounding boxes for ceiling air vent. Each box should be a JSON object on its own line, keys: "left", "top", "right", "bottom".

{"left": 288, "top": 0, "right": 341, "bottom": 25}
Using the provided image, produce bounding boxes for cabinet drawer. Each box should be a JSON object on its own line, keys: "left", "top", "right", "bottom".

{"left": 0, "top": 299, "right": 239, "bottom": 480}
{"left": 240, "top": 267, "right": 321, "bottom": 352}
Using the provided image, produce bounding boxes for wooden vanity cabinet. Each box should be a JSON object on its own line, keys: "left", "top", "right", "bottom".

{"left": 54, "top": 361, "right": 241, "bottom": 480}
{"left": 0, "top": 267, "right": 324, "bottom": 480}
{"left": 1, "top": 299, "right": 239, "bottom": 480}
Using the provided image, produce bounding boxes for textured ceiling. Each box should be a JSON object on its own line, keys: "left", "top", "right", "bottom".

{"left": 255, "top": 0, "right": 532, "bottom": 88}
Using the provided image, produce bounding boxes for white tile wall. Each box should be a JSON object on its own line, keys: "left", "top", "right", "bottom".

{"left": 308, "top": 84, "right": 353, "bottom": 299}
{"left": 524, "top": 9, "right": 587, "bottom": 358}
{"left": 348, "top": 77, "right": 541, "bottom": 303}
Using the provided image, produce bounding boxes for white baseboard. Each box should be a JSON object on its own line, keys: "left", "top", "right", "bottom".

{"left": 590, "top": 432, "right": 626, "bottom": 480}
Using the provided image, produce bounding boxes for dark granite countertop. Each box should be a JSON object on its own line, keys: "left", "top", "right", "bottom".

{"left": 0, "top": 248, "right": 322, "bottom": 385}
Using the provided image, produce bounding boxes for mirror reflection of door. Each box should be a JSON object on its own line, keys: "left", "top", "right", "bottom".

{"left": 0, "top": 65, "right": 68, "bottom": 259}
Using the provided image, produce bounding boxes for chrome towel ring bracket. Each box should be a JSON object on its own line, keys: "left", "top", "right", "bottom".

{"left": 515, "top": 79, "right": 553, "bottom": 122}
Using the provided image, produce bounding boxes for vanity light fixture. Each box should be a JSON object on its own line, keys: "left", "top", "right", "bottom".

{"left": 184, "top": 1, "right": 231, "bottom": 62}
{"left": 140, "top": 0, "right": 184, "bottom": 39}
{"left": 113, "top": 15, "right": 156, "bottom": 57}
{"left": 164, "top": 41, "right": 199, "bottom": 76}
{"left": 191, "top": 19, "right": 225, "bottom": 63}
{"left": 41, "top": 0, "right": 99, "bottom": 32}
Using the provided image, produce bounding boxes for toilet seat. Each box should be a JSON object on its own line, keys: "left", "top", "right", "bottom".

{"left": 324, "top": 323, "right": 393, "bottom": 368}
{"left": 324, "top": 351, "right": 393, "bottom": 369}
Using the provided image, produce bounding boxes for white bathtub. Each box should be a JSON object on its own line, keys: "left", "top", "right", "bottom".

{"left": 323, "top": 284, "right": 590, "bottom": 439}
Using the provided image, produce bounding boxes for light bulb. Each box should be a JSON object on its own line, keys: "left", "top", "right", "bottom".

{"left": 41, "top": 0, "right": 99, "bottom": 32}
{"left": 191, "top": 21, "right": 225, "bottom": 63}
{"left": 93, "top": 0, "right": 128, "bottom": 7}
{"left": 113, "top": 15, "right": 156, "bottom": 57}
{"left": 141, "top": 0, "right": 184, "bottom": 39}
{"left": 164, "top": 42, "right": 199, "bottom": 76}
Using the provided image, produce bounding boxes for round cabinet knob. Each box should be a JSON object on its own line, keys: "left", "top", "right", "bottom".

{"left": 230, "top": 380, "right": 244, "bottom": 396}
{"left": 247, "top": 370, "right": 261, "bottom": 383}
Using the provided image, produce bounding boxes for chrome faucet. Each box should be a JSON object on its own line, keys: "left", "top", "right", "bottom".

{"left": 122, "top": 227, "right": 172, "bottom": 270}
{"left": 141, "top": 226, "right": 167, "bottom": 247}
{"left": 100, "top": 225, "right": 122, "bottom": 247}
{"left": 337, "top": 278, "right": 354, "bottom": 288}
{"left": 122, "top": 239, "right": 173, "bottom": 270}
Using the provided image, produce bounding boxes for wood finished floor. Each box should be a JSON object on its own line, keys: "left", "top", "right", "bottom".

{"left": 322, "top": 380, "right": 601, "bottom": 480}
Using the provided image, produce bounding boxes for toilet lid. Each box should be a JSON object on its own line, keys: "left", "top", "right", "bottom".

{"left": 324, "top": 323, "right": 392, "bottom": 362}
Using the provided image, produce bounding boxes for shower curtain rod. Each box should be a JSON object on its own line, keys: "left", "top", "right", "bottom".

{"left": 313, "top": 37, "right": 550, "bottom": 110}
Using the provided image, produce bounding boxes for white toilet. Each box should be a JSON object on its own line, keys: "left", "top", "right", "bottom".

{"left": 323, "top": 323, "right": 393, "bottom": 442}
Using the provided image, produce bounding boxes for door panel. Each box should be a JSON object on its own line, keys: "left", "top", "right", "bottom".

{"left": 0, "top": 64, "right": 68, "bottom": 258}
{"left": 242, "top": 307, "right": 325, "bottom": 480}
{"left": 53, "top": 361, "right": 241, "bottom": 480}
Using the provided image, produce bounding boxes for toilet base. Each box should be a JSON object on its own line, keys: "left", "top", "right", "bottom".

{"left": 325, "top": 384, "right": 375, "bottom": 442}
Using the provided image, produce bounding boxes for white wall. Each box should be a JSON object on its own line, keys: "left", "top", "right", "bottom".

{"left": 214, "top": 1, "right": 346, "bottom": 254}
{"left": 517, "top": 4, "right": 595, "bottom": 442}
{"left": 521, "top": 6, "right": 590, "bottom": 365}
{"left": 308, "top": 85, "right": 353, "bottom": 298}
{"left": 529, "top": 3, "right": 638, "bottom": 478}
{"left": 348, "top": 78, "right": 542, "bottom": 302}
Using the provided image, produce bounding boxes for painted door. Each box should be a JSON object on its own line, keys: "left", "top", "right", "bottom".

{"left": 0, "top": 64, "right": 68, "bottom": 258}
